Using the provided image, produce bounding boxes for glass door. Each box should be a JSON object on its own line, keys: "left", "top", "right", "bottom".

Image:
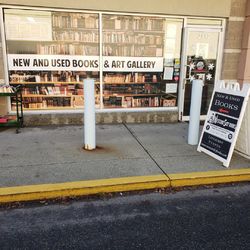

{"left": 179, "top": 27, "right": 222, "bottom": 121}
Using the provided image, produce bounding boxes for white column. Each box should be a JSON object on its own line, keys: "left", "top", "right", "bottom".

{"left": 84, "top": 78, "right": 96, "bottom": 150}
{"left": 188, "top": 79, "right": 204, "bottom": 145}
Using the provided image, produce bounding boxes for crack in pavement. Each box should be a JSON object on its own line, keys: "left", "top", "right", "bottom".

{"left": 122, "top": 123, "right": 171, "bottom": 181}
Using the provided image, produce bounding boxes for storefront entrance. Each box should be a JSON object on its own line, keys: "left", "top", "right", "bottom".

{"left": 179, "top": 27, "right": 223, "bottom": 121}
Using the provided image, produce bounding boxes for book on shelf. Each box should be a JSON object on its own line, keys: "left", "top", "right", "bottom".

{"left": 52, "top": 13, "right": 98, "bottom": 29}
{"left": 103, "top": 45, "right": 135, "bottom": 57}
{"left": 40, "top": 86, "right": 49, "bottom": 95}
{"left": 109, "top": 96, "right": 122, "bottom": 106}
{"left": 0, "top": 85, "right": 14, "bottom": 93}
{"left": 122, "top": 96, "right": 132, "bottom": 108}
{"left": 54, "top": 86, "right": 61, "bottom": 95}
{"left": 103, "top": 73, "right": 148, "bottom": 84}
{"left": 162, "top": 98, "right": 176, "bottom": 107}
{"left": 0, "top": 115, "right": 17, "bottom": 123}
{"left": 73, "top": 96, "right": 84, "bottom": 107}
{"left": 37, "top": 43, "right": 98, "bottom": 55}
{"left": 115, "top": 19, "right": 121, "bottom": 30}
{"left": 134, "top": 73, "right": 145, "bottom": 83}
{"left": 131, "top": 97, "right": 158, "bottom": 107}
{"left": 21, "top": 84, "right": 85, "bottom": 97}
{"left": 52, "top": 30, "right": 98, "bottom": 42}
{"left": 47, "top": 87, "right": 54, "bottom": 95}
{"left": 104, "top": 96, "right": 163, "bottom": 108}
{"left": 21, "top": 96, "right": 72, "bottom": 109}
{"left": 132, "top": 17, "right": 164, "bottom": 31}
{"left": 103, "top": 32, "right": 134, "bottom": 43}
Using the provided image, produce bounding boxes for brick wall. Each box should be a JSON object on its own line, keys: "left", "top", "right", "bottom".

{"left": 237, "top": 0, "right": 250, "bottom": 82}
{"left": 221, "top": 0, "right": 247, "bottom": 81}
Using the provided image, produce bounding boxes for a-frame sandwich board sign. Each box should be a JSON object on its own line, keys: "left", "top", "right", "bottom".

{"left": 198, "top": 81, "right": 250, "bottom": 167}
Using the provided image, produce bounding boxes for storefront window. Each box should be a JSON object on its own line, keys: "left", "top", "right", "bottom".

{"left": 102, "top": 14, "right": 182, "bottom": 108}
{"left": 4, "top": 9, "right": 100, "bottom": 110}
{"left": 4, "top": 9, "right": 183, "bottom": 111}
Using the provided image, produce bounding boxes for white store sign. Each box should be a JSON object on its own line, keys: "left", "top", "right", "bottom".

{"left": 8, "top": 54, "right": 164, "bottom": 72}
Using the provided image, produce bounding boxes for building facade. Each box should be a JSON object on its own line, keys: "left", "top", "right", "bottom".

{"left": 0, "top": 0, "right": 248, "bottom": 125}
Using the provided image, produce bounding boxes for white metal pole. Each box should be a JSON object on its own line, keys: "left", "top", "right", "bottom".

{"left": 0, "top": 8, "right": 11, "bottom": 112}
{"left": 99, "top": 12, "right": 104, "bottom": 109}
{"left": 188, "top": 79, "right": 204, "bottom": 145}
{"left": 84, "top": 78, "right": 96, "bottom": 150}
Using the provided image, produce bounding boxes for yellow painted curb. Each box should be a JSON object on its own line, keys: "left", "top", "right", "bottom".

{"left": 0, "top": 169, "right": 249, "bottom": 204}
{"left": 0, "top": 175, "right": 170, "bottom": 203}
{"left": 169, "top": 169, "right": 250, "bottom": 187}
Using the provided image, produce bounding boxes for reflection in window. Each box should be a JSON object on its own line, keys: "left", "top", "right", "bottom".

{"left": 4, "top": 9, "right": 100, "bottom": 110}
{"left": 4, "top": 9, "right": 183, "bottom": 111}
{"left": 102, "top": 15, "right": 183, "bottom": 109}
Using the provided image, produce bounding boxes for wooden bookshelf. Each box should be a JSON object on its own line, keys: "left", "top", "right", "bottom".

{"left": 102, "top": 29, "right": 164, "bottom": 34}
{"left": 7, "top": 40, "right": 99, "bottom": 43}
{"left": 22, "top": 94, "right": 99, "bottom": 97}
{"left": 52, "top": 27, "right": 98, "bottom": 31}
{"left": 104, "top": 93, "right": 167, "bottom": 97}
{"left": 22, "top": 105, "right": 105, "bottom": 110}
{"left": 10, "top": 82, "right": 100, "bottom": 85}
{"left": 22, "top": 94, "right": 73, "bottom": 97}
{"left": 11, "top": 81, "right": 159, "bottom": 85}
{"left": 102, "top": 15, "right": 164, "bottom": 57}
{"left": 23, "top": 106, "right": 73, "bottom": 110}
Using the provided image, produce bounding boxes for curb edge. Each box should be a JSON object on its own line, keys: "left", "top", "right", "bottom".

{"left": 0, "top": 175, "right": 169, "bottom": 203}
{"left": 0, "top": 169, "right": 249, "bottom": 203}
{"left": 169, "top": 169, "right": 250, "bottom": 187}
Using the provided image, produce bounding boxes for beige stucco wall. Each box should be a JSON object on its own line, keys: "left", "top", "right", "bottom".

{"left": 0, "top": 0, "right": 231, "bottom": 17}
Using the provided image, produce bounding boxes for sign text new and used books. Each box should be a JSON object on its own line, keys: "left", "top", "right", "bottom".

{"left": 198, "top": 81, "right": 250, "bottom": 167}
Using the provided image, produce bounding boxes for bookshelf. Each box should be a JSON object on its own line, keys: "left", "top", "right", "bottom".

{"left": 102, "top": 72, "right": 177, "bottom": 108}
{"left": 9, "top": 70, "right": 100, "bottom": 110}
{"left": 102, "top": 15, "right": 164, "bottom": 57}
{"left": 41, "top": 13, "right": 99, "bottom": 55}
{"left": 6, "top": 12, "right": 99, "bottom": 56}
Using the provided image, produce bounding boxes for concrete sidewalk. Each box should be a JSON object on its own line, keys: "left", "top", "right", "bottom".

{"left": 0, "top": 123, "right": 249, "bottom": 203}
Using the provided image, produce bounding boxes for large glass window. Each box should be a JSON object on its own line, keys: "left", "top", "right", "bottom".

{"left": 4, "top": 9, "right": 183, "bottom": 111}
{"left": 5, "top": 9, "right": 100, "bottom": 110}
{"left": 102, "top": 15, "right": 182, "bottom": 108}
